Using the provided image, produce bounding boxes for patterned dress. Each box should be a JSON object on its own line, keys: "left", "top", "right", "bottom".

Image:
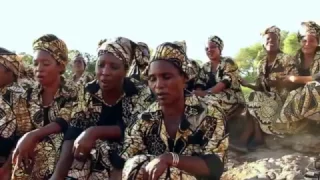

{"left": 64, "top": 78, "right": 153, "bottom": 180}
{"left": 0, "top": 83, "right": 26, "bottom": 160}
{"left": 246, "top": 52, "right": 297, "bottom": 135}
{"left": 277, "top": 49, "right": 320, "bottom": 133}
{"left": 11, "top": 80, "right": 77, "bottom": 180}
{"left": 114, "top": 94, "right": 228, "bottom": 180}
{"left": 195, "top": 57, "right": 245, "bottom": 116}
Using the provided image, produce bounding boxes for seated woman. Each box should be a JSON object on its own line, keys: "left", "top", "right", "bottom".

{"left": 11, "top": 34, "right": 78, "bottom": 180}
{"left": 70, "top": 53, "right": 94, "bottom": 85}
{"left": 277, "top": 21, "right": 320, "bottom": 133}
{"left": 112, "top": 42, "right": 228, "bottom": 180}
{"left": 0, "top": 48, "right": 32, "bottom": 179}
{"left": 124, "top": 41, "right": 150, "bottom": 82}
{"left": 193, "top": 35, "right": 244, "bottom": 118}
{"left": 235, "top": 26, "right": 297, "bottom": 152}
{"left": 51, "top": 37, "right": 153, "bottom": 180}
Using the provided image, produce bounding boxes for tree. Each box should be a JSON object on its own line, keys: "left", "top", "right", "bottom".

{"left": 18, "top": 52, "right": 33, "bottom": 66}
{"left": 283, "top": 33, "right": 300, "bottom": 55}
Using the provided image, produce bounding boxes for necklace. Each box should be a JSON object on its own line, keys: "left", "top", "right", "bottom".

{"left": 102, "top": 93, "right": 126, "bottom": 107}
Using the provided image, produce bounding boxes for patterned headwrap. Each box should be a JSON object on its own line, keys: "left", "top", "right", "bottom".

{"left": 298, "top": 21, "right": 320, "bottom": 41}
{"left": 137, "top": 42, "right": 151, "bottom": 61}
{"left": 208, "top": 36, "right": 224, "bottom": 52}
{"left": 150, "top": 42, "right": 196, "bottom": 79}
{"left": 173, "top": 40, "right": 187, "bottom": 54}
{"left": 98, "top": 37, "right": 149, "bottom": 69}
{"left": 32, "top": 34, "right": 69, "bottom": 67}
{"left": 261, "top": 26, "right": 281, "bottom": 39}
{"left": 0, "top": 48, "right": 26, "bottom": 78}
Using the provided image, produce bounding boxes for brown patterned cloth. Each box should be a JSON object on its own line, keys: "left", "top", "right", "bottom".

{"left": 32, "top": 34, "right": 69, "bottom": 67}
{"left": 261, "top": 25, "right": 281, "bottom": 38}
{"left": 298, "top": 21, "right": 320, "bottom": 41}
{"left": 0, "top": 49, "right": 26, "bottom": 79}
{"left": 208, "top": 35, "right": 224, "bottom": 52}
{"left": 150, "top": 42, "right": 196, "bottom": 79}
{"left": 98, "top": 37, "right": 149, "bottom": 70}
{"left": 173, "top": 40, "right": 187, "bottom": 53}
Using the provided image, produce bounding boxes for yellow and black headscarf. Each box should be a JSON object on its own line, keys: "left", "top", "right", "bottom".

{"left": 208, "top": 36, "right": 224, "bottom": 52}
{"left": 173, "top": 40, "right": 187, "bottom": 54}
{"left": 98, "top": 37, "right": 149, "bottom": 70}
{"left": 149, "top": 42, "right": 196, "bottom": 79}
{"left": 0, "top": 47, "right": 26, "bottom": 79}
{"left": 32, "top": 34, "right": 69, "bottom": 67}
{"left": 261, "top": 26, "right": 281, "bottom": 39}
{"left": 298, "top": 21, "right": 320, "bottom": 42}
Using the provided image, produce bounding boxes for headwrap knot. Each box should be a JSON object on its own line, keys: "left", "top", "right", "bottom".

{"left": 298, "top": 21, "right": 320, "bottom": 41}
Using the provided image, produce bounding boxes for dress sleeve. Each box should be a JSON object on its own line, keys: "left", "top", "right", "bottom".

{"left": 220, "top": 59, "right": 238, "bottom": 89}
{"left": 194, "top": 66, "right": 208, "bottom": 90}
{"left": 198, "top": 103, "right": 228, "bottom": 179}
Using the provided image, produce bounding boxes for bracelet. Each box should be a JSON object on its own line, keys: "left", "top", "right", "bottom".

{"left": 169, "top": 152, "right": 179, "bottom": 167}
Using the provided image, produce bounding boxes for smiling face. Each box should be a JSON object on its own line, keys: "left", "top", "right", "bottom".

{"left": 148, "top": 60, "right": 186, "bottom": 106}
{"left": 33, "top": 50, "right": 64, "bottom": 86}
{"left": 72, "top": 56, "right": 86, "bottom": 73}
{"left": 301, "top": 34, "right": 319, "bottom": 55}
{"left": 95, "top": 53, "right": 126, "bottom": 91}
{"left": 263, "top": 32, "right": 280, "bottom": 52}
{"left": 206, "top": 41, "right": 221, "bottom": 61}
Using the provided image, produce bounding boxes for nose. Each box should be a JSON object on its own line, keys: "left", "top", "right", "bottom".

{"left": 101, "top": 66, "right": 112, "bottom": 76}
{"left": 153, "top": 78, "right": 165, "bottom": 90}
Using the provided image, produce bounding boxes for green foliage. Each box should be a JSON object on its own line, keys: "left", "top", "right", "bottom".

{"left": 283, "top": 33, "right": 300, "bottom": 55}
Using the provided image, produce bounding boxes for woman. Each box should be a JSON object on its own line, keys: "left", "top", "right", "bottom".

{"left": 186, "top": 59, "right": 201, "bottom": 92}
{"left": 126, "top": 41, "right": 150, "bottom": 81}
{"left": 51, "top": 37, "right": 153, "bottom": 180}
{"left": 112, "top": 42, "right": 228, "bottom": 180}
{"left": 235, "top": 26, "right": 297, "bottom": 152}
{"left": 277, "top": 21, "right": 320, "bottom": 133}
{"left": 0, "top": 47, "right": 31, "bottom": 179}
{"left": 70, "top": 53, "right": 94, "bottom": 85}
{"left": 194, "top": 35, "right": 244, "bottom": 118}
{"left": 11, "top": 34, "right": 77, "bottom": 180}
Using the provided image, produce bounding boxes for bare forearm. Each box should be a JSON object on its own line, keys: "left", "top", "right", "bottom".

{"left": 293, "top": 76, "right": 313, "bottom": 84}
{"left": 31, "top": 122, "right": 62, "bottom": 140}
{"left": 2, "top": 153, "right": 12, "bottom": 170}
{"left": 175, "top": 156, "right": 210, "bottom": 176}
{"left": 52, "top": 140, "right": 74, "bottom": 178}
{"left": 209, "top": 82, "right": 226, "bottom": 94}
{"left": 89, "top": 126, "right": 122, "bottom": 140}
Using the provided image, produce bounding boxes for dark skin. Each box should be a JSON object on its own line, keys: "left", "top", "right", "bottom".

{"left": 145, "top": 60, "right": 211, "bottom": 180}
{"left": 12, "top": 50, "right": 65, "bottom": 171}
{"left": 193, "top": 41, "right": 226, "bottom": 97}
{"left": 51, "top": 53, "right": 125, "bottom": 180}
{"left": 283, "top": 34, "right": 318, "bottom": 84}
{"left": 0, "top": 65, "right": 16, "bottom": 179}
{"left": 72, "top": 57, "right": 86, "bottom": 82}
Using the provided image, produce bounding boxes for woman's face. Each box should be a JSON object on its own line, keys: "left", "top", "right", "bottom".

{"left": 33, "top": 50, "right": 64, "bottom": 86}
{"left": 206, "top": 41, "right": 220, "bottom": 60}
{"left": 263, "top": 33, "right": 279, "bottom": 52}
{"left": 72, "top": 57, "right": 85, "bottom": 73}
{"left": 148, "top": 60, "right": 186, "bottom": 106}
{"left": 96, "top": 53, "right": 126, "bottom": 91}
{"left": 301, "top": 34, "right": 318, "bottom": 55}
{"left": 0, "top": 64, "right": 14, "bottom": 88}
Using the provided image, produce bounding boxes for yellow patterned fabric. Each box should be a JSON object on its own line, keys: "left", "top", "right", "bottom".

{"left": 246, "top": 52, "right": 297, "bottom": 135}
{"left": 32, "top": 35, "right": 68, "bottom": 67}
{"left": 277, "top": 49, "right": 320, "bottom": 134}
{"left": 298, "top": 21, "right": 320, "bottom": 40}
{"left": 120, "top": 94, "right": 228, "bottom": 180}
{"left": 151, "top": 42, "right": 196, "bottom": 80}
{"left": 208, "top": 35, "right": 224, "bottom": 52}
{"left": 173, "top": 40, "right": 187, "bottom": 53}
{"left": 195, "top": 57, "right": 245, "bottom": 116}
{"left": 11, "top": 80, "right": 77, "bottom": 180}
{"left": 65, "top": 78, "right": 153, "bottom": 180}
{"left": 261, "top": 25, "right": 281, "bottom": 38}
{"left": 127, "top": 41, "right": 151, "bottom": 80}
{"left": 0, "top": 54, "right": 26, "bottom": 79}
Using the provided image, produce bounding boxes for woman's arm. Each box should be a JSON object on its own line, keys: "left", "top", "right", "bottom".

{"left": 51, "top": 140, "right": 74, "bottom": 179}
{"left": 288, "top": 75, "right": 313, "bottom": 84}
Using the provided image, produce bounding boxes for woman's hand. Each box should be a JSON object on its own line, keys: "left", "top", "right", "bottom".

{"left": 192, "top": 90, "right": 208, "bottom": 97}
{"left": 12, "top": 132, "right": 39, "bottom": 169}
{"left": 73, "top": 127, "right": 97, "bottom": 161}
{"left": 144, "top": 153, "right": 172, "bottom": 180}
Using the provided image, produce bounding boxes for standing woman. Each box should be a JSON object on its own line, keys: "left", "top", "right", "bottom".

{"left": 113, "top": 42, "right": 228, "bottom": 180}
{"left": 194, "top": 35, "right": 244, "bottom": 118}
{"left": 278, "top": 21, "right": 320, "bottom": 133}
{"left": 236, "top": 26, "right": 297, "bottom": 152}
{"left": 0, "top": 48, "right": 31, "bottom": 179}
{"left": 11, "top": 34, "right": 77, "bottom": 180}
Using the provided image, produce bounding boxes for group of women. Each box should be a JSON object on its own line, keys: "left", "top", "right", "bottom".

{"left": 0, "top": 20, "right": 319, "bottom": 180}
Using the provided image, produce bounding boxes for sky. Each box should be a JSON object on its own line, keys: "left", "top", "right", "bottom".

{"left": 1, "top": 0, "right": 319, "bottom": 62}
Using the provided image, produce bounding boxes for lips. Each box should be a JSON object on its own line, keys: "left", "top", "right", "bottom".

{"left": 156, "top": 92, "right": 169, "bottom": 100}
